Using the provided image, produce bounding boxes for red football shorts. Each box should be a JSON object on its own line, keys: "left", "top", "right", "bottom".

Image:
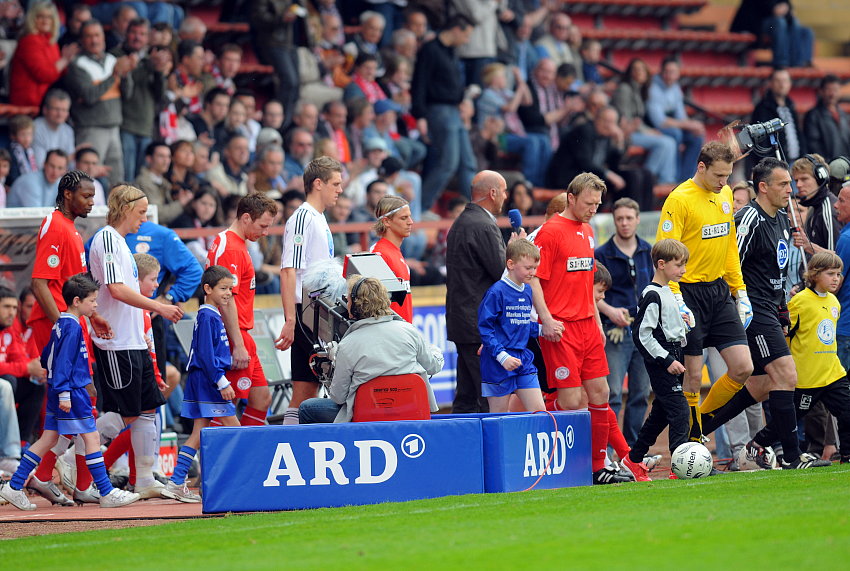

{"left": 538, "top": 316, "right": 609, "bottom": 389}
{"left": 226, "top": 329, "right": 267, "bottom": 399}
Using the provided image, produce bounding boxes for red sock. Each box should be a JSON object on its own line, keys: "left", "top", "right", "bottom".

{"left": 75, "top": 453, "right": 93, "bottom": 490}
{"left": 240, "top": 406, "right": 267, "bottom": 426}
{"left": 34, "top": 450, "right": 57, "bottom": 481}
{"left": 209, "top": 418, "right": 223, "bottom": 427}
{"left": 103, "top": 430, "right": 132, "bottom": 469}
{"left": 129, "top": 447, "right": 136, "bottom": 487}
{"left": 606, "top": 405, "right": 630, "bottom": 460}
{"left": 588, "top": 403, "right": 611, "bottom": 472}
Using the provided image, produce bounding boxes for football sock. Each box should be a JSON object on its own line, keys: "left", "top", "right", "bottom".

{"left": 700, "top": 374, "right": 744, "bottom": 415}
{"left": 52, "top": 435, "right": 73, "bottom": 456}
{"left": 241, "top": 406, "right": 267, "bottom": 426}
{"left": 170, "top": 445, "right": 197, "bottom": 486}
{"left": 588, "top": 402, "right": 610, "bottom": 472}
{"left": 103, "top": 429, "right": 132, "bottom": 469}
{"left": 606, "top": 405, "right": 630, "bottom": 459}
{"left": 768, "top": 390, "right": 802, "bottom": 461}
{"left": 209, "top": 418, "right": 223, "bottom": 427}
{"left": 129, "top": 447, "right": 136, "bottom": 486}
{"left": 34, "top": 450, "right": 57, "bottom": 482}
{"left": 684, "top": 391, "right": 703, "bottom": 441}
{"left": 85, "top": 451, "right": 113, "bottom": 496}
{"left": 130, "top": 412, "right": 158, "bottom": 489}
{"left": 701, "top": 387, "right": 757, "bottom": 435}
{"left": 11, "top": 449, "right": 40, "bottom": 490}
{"left": 283, "top": 407, "right": 300, "bottom": 425}
{"left": 75, "top": 452, "right": 93, "bottom": 491}
{"left": 96, "top": 412, "right": 126, "bottom": 444}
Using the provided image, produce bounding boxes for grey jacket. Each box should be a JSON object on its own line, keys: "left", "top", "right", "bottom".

{"left": 329, "top": 315, "right": 443, "bottom": 423}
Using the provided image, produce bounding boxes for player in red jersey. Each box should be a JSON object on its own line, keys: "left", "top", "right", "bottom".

{"left": 370, "top": 195, "right": 414, "bottom": 323}
{"left": 531, "top": 172, "right": 632, "bottom": 485}
{"left": 28, "top": 171, "right": 114, "bottom": 505}
{"left": 206, "top": 193, "right": 277, "bottom": 426}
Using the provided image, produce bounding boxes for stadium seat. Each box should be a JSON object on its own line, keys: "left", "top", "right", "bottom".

{"left": 351, "top": 373, "right": 432, "bottom": 422}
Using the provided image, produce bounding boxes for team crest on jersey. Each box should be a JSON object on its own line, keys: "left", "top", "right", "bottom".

{"left": 237, "top": 377, "right": 252, "bottom": 391}
{"left": 722, "top": 202, "right": 731, "bottom": 214}
{"left": 555, "top": 366, "right": 570, "bottom": 380}
{"left": 701, "top": 222, "right": 729, "bottom": 239}
{"left": 294, "top": 234, "right": 304, "bottom": 245}
{"left": 737, "top": 223, "right": 748, "bottom": 236}
{"left": 47, "top": 254, "right": 60, "bottom": 268}
{"left": 662, "top": 220, "right": 673, "bottom": 232}
{"left": 776, "top": 240, "right": 789, "bottom": 269}
{"left": 135, "top": 242, "right": 150, "bottom": 254}
{"left": 817, "top": 319, "right": 835, "bottom": 345}
{"left": 832, "top": 307, "right": 839, "bottom": 319}
{"left": 567, "top": 257, "right": 593, "bottom": 272}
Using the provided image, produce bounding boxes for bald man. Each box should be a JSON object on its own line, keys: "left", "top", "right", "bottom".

{"left": 446, "top": 171, "right": 527, "bottom": 412}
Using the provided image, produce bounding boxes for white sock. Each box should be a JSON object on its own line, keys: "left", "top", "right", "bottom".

{"left": 51, "top": 435, "right": 72, "bottom": 456}
{"left": 131, "top": 413, "right": 158, "bottom": 488}
{"left": 283, "top": 407, "right": 300, "bottom": 425}
{"left": 96, "top": 412, "right": 126, "bottom": 443}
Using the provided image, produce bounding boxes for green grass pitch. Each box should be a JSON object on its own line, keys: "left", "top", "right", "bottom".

{"left": 6, "top": 464, "right": 849, "bottom": 570}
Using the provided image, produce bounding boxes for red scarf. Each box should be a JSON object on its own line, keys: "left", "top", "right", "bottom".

{"left": 352, "top": 73, "right": 386, "bottom": 104}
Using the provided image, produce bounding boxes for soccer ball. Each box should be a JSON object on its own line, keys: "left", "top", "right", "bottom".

{"left": 671, "top": 442, "right": 714, "bottom": 479}
{"left": 736, "top": 445, "right": 777, "bottom": 471}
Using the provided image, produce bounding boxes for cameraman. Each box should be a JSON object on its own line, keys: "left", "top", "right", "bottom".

{"left": 298, "top": 276, "right": 443, "bottom": 423}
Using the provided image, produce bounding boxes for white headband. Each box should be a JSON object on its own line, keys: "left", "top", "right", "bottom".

{"left": 380, "top": 204, "right": 408, "bottom": 219}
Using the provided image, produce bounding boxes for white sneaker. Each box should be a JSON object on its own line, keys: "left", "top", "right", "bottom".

{"left": 100, "top": 488, "right": 140, "bottom": 508}
{"left": 0, "top": 482, "right": 36, "bottom": 511}
{"left": 56, "top": 456, "right": 76, "bottom": 494}
{"left": 0, "top": 457, "right": 19, "bottom": 475}
{"left": 163, "top": 480, "right": 201, "bottom": 503}
{"left": 642, "top": 454, "right": 663, "bottom": 472}
{"left": 134, "top": 479, "right": 168, "bottom": 500}
{"left": 26, "top": 476, "right": 74, "bottom": 506}
{"left": 73, "top": 483, "right": 101, "bottom": 505}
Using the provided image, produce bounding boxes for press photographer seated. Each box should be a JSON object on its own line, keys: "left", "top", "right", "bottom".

{"left": 298, "top": 276, "right": 443, "bottom": 424}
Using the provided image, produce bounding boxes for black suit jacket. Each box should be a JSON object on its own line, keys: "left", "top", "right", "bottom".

{"left": 445, "top": 203, "right": 506, "bottom": 344}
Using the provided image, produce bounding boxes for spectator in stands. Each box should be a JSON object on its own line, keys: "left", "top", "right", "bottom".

{"left": 207, "top": 134, "right": 250, "bottom": 198}
{"left": 188, "top": 87, "right": 231, "bottom": 149}
{"left": 343, "top": 53, "right": 387, "bottom": 104}
{"left": 0, "top": 149, "right": 10, "bottom": 208}
{"left": 9, "top": 0, "right": 78, "bottom": 107}
{"left": 378, "top": 156, "right": 423, "bottom": 230}
{"left": 478, "top": 62, "right": 550, "bottom": 186}
{"left": 166, "top": 139, "right": 206, "bottom": 203}
{"left": 404, "top": 7, "right": 435, "bottom": 49}
{"left": 113, "top": 17, "right": 169, "bottom": 182}
{"left": 612, "top": 58, "right": 678, "bottom": 185}
{"left": 249, "top": 145, "right": 287, "bottom": 199}
{"left": 170, "top": 187, "right": 221, "bottom": 264}
{"left": 262, "top": 99, "right": 286, "bottom": 132}
{"left": 750, "top": 67, "right": 804, "bottom": 169}
{"left": 580, "top": 39, "right": 604, "bottom": 86}
{"left": 105, "top": 4, "right": 138, "bottom": 51}
{"left": 7, "top": 114, "right": 36, "bottom": 187}
{"left": 312, "top": 0, "right": 345, "bottom": 46}
{"left": 646, "top": 56, "right": 705, "bottom": 182}
{"left": 6, "top": 149, "right": 68, "bottom": 208}
{"left": 344, "top": 11, "right": 386, "bottom": 76}
{"left": 367, "top": 99, "right": 426, "bottom": 171}
{"left": 251, "top": 0, "right": 306, "bottom": 132}
{"left": 411, "top": 14, "right": 477, "bottom": 211}
{"left": 192, "top": 141, "right": 214, "bottom": 180}
{"left": 731, "top": 1, "right": 813, "bottom": 68}
{"left": 203, "top": 44, "right": 242, "bottom": 96}
{"left": 290, "top": 101, "right": 320, "bottom": 138}
{"left": 450, "top": 0, "right": 499, "bottom": 87}
{"left": 314, "top": 11, "right": 349, "bottom": 87}
{"left": 535, "top": 12, "right": 577, "bottom": 70}
{"left": 284, "top": 128, "right": 315, "bottom": 185}
{"left": 170, "top": 39, "right": 206, "bottom": 126}
{"left": 135, "top": 142, "right": 190, "bottom": 226}
{"left": 212, "top": 99, "right": 251, "bottom": 155}
{"left": 236, "top": 91, "right": 263, "bottom": 153}
{"left": 518, "top": 58, "right": 572, "bottom": 155}
{"left": 33, "top": 89, "right": 75, "bottom": 168}
{"left": 316, "top": 100, "right": 352, "bottom": 164}
{"left": 177, "top": 15, "right": 206, "bottom": 44}
{"left": 732, "top": 180, "right": 756, "bottom": 213}
{"left": 348, "top": 138, "right": 391, "bottom": 208}
{"left": 804, "top": 75, "right": 850, "bottom": 162}
{"left": 326, "top": 193, "right": 356, "bottom": 258}
{"left": 349, "top": 178, "right": 388, "bottom": 248}
{"left": 65, "top": 19, "right": 133, "bottom": 186}
{"left": 388, "top": 28, "right": 418, "bottom": 65}
{"left": 347, "top": 98, "right": 376, "bottom": 163}
{"left": 74, "top": 147, "right": 107, "bottom": 206}
{"left": 58, "top": 3, "right": 91, "bottom": 48}
{"left": 149, "top": 21, "right": 172, "bottom": 48}
{"left": 506, "top": 179, "right": 542, "bottom": 217}
{"left": 379, "top": 53, "right": 413, "bottom": 110}
{"left": 256, "top": 127, "right": 284, "bottom": 157}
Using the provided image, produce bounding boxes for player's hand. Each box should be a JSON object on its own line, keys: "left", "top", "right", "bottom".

{"left": 542, "top": 317, "right": 563, "bottom": 342}
{"left": 502, "top": 356, "right": 522, "bottom": 371}
{"left": 667, "top": 360, "right": 686, "bottom": 375}
{"left": 90, "top": 313, "right": 113, "bottom": 339}
{"left": 275, "top": 319, "right": 295, "bottom": 350}
{"left": 477, "top": 344, "right": 482, "bottom": 356}
{"left": 231, "top": 345, "right": 250, "bottom": 370}
{"left": 673, "top": 293, "right": 696, "bottom": 331}
{"left": 220, "top": 385, "right": 236, "bottom": 401}
{"left": 606, "top": 326, "right": 625, "bottom": 344}
{"left": 609, "top": 307, "right": 631, "bottom": 327}
{"left": 156, "top": 303, "right": 184, "bottom": 323}
{"left": 58, "top": 400, "right": 71, "bottom": 412}
{"left": 735, "top": 289, "right": 753, "bottom": 329}
{"left": 26, "top": 358, "right": 46, "bottom": 379}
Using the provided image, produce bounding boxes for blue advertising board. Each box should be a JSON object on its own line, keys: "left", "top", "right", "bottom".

{"left": 412, "top": 304, "right": 456, "bottom": 406}
{"left": 200, "top": 419, "right": 484, "bottom": 513}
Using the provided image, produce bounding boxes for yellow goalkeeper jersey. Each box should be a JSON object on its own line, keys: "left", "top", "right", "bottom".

{"left": 787, "top": 287, "right": 846, "bottom": 389}
{"left": 656, "top": 179, "right": 745, "bottom": 295}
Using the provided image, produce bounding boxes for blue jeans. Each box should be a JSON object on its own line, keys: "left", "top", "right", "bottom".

{"left": 0, "top": 377, "right": 21, "bottom": 459}
{"left": 763, "top": 16, "right": 814, "bottom": 67}
{"left": 604, "top": 330, "right": 650, "bottom": 446}
{"left": 630, "top": 130, "right": 678, "bottom": 184}
{"left": 660, "top": 126, "right": 704, "bottom": 182}
{"left": 89, "top": 2, "right": 184, "bottom": 28}
{"left": 504, "top": 132, "right": 551, "bottom": 187}
{"left": 421, "top": 104, "right": 477, "bottom": 211}
{"left": 299, "top": 397, "right": 342, "bottom": 424}
{"left": 120, "top": 130, "right": 151, "bottom": 183}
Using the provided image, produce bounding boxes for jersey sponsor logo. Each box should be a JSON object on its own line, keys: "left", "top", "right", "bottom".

{"left": 776, "top": 240, "right": 789, "bottom": 269}
{"left": 701, "top": 222, "right": 729, "bottom": 239}
{"left": 135, "top": 242, "right": 150, "bottom": 254}
{"left": 237, "top": 377, "right": 252, "bottom": 391}
{"left": 554, "top": 366, "right": 570, "bottom": 380}
{"left": 566, "top": 257, "right": 593, "bottom": 272}
{"left": 817, "top": 319, "right": 835, "bottom": 345}
{"left": 722, "top": 202, "right": 731, "bottom": 214}
{"left": 661, "top": 220, "right": 673, "bottom": 232}
{"left": 47, "top": 254, "right": 60, "bottom": 268}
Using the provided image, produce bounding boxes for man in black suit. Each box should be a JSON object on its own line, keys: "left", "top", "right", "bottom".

{"left": 445, "top": 170, "right": 530, "bottom": 413}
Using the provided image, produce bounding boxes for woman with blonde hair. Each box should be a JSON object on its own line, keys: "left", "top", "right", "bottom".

{"left": 370, "top": 195, "right": 414, "bottom": 322}
{"left": 9, "top": 1, "right": 78, "bottom": 106}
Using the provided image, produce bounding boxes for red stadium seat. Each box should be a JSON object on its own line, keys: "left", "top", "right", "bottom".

{"left": 352, "top": 374, "right": 432, "bottom": 422}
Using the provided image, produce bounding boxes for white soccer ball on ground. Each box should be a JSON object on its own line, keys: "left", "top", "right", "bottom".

{"left": 671, "top": 442, "right": 714, "bottom": 479}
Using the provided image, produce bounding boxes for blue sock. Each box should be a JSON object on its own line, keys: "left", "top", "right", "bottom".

{"left": 170, "top": 445, "right": 197, "bottom": 485}
{"left": 86, "top": 451, "right": 114, "bottom": 495}
{"left": 11, "top": 450, "right": 40, "bottom": 490}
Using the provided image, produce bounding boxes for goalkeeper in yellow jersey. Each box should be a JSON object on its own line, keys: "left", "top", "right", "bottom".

{"left": 656, "top": 141, "right": 753, "bottom": 440}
